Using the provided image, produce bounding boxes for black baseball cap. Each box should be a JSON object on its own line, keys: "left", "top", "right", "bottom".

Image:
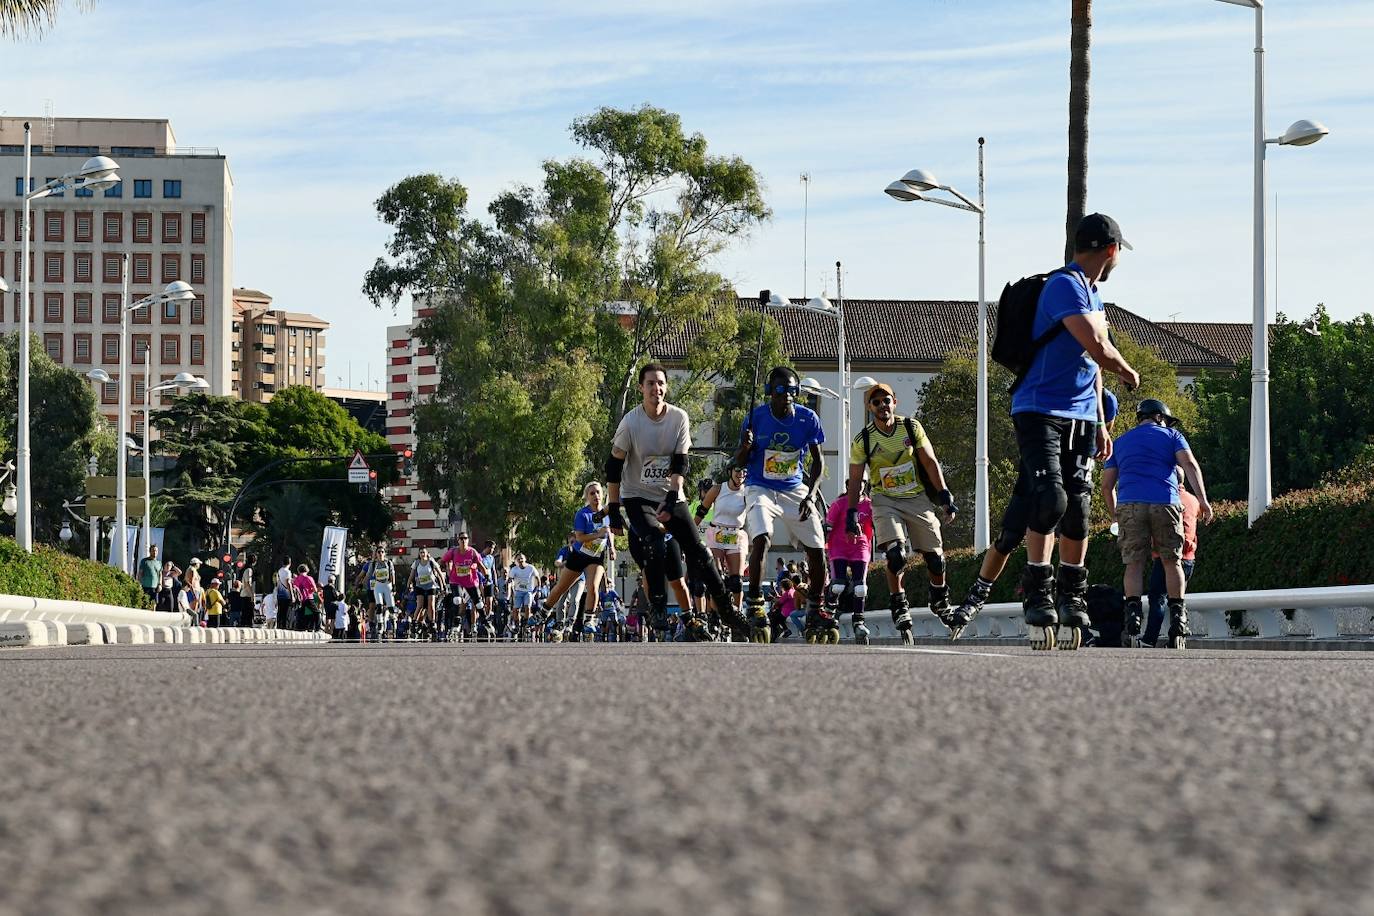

{"left": 1075, "top": 213, "right": 1133, "bottom": 251}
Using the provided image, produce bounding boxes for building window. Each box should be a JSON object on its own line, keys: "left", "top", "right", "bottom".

{"left": 162, "top": 213, "right": 180, "bottom": 243}
{"left": 163, "top": 300, "right": 181, "bottom": 322}
{"left": 163, "top": 180, "right": 182, "bottom": 198}
{"left": 74, "top": 334, "right": 91, "bottom": 363}
{"left": 74, "top": 185, "right": 94, "bottom": 198}
{"left": 134, "top": 379, "right": 147, "bottom": 402}
{"left": 44, "top": 294, "right": 62, "bottom": 322}
{"left": 133, "top": 336, "right": 150, "bottom": 363}
{"left": 44, "top": 212, "right": 63, "bottom": 241}
{"left": 132, "top": 254, "right": 151, "bottom": 284}
{"left": 15, "top": 177, "right": 25, "bottom": 197}
{"left": 74, "top": 212, "right": 93, "bottom": 242}
{"left": 190, "top": 298, "right": 205, "bottom": 324}
{"left": 190, "top": 255, "right": 204, "bottom": 283}
{"left": 74, "top": 252, "right": 92, "bottom": 283}
{"left": 161, "top": 336, "right": 179, "bottom": 362}
{"left": 74, "top": 293, "right": 92, "bottom": 323}
{"left": 102, "top": 381, "right": 118, "bottom": 403}
{"left": 104, "top": 182, "right": 122, "bottom": 199}
{"left": 133, "top": 213, "right": 152, "bottom": 243}
{"left": 304, "top": 366, "right": 312, "bottom": 377}
{"left": 45, "top": 253, "right": 63, "bottom": 282}
{"left": 190, "top": 335, "right": 204, "bottom": 365}
{"left": 103, "top": 254, "right": 122, "bottom": 283}
{"left": 103, "top": 295, "right": 121, "bottom": 323}
{"left": 103, "top": 334, "right": 120, "bottom": 363}
{"left": 133, "top": 179, "right": 152, "bottom": 198}
{"left": 43, "top": 333, "right": 62, "bottom": 361}
{"left": 161, "top": 254, "right": 180, "bottom": 283}
{"left": 190, "top": 212, "right": 205, "bottom": 243}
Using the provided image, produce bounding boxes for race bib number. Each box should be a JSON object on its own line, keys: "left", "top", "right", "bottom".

{"left": 877, "top": 460, "right": 919, "bottom": 494}
{"left": 374, "top": 565, "right": 390, "bottom": 582}
{"left": 715, "top": 527, "right": 740, "bottom": 546}
{"left": 580, "top": 535, "right": 607, "bottom": 556}
{"left": 763, "top": 448, "right": 800, "bottom": 481}
{"left": 456, "top": 565, "right": 472, "bottom": 577}
{"left": 642, "top": 455, "right": 671, "bottom": 481}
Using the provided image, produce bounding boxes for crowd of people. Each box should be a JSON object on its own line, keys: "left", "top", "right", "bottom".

{"left": 135, "top": 214, "right": 1211, "bottom": 651}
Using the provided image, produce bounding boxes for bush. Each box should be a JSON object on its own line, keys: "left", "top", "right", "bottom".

{"left": 866, "top": 480, "right": 1374, "bottom": 605}
{"left": 0, "top": 536, "right": 151, "bottom": 609}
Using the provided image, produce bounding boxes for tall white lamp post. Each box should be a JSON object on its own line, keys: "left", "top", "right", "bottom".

{"left": 885, "top": 137, "right": 988, "bottom": 551}
{"left": 1212, "top": 1, "right": 1327, "bottom": 526}
{"left": 17, "top": 125, "right": 121, "bottom": 551}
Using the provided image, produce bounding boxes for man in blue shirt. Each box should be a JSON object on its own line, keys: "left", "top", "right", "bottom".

{"left": 1010, "top": 213, "right": 1141, "bottom": 650}
{"left": 734, "top": 366, "right": 826, "bottom": 641}
{"left": 1103, "top": 399, "right": 1213, "bottom": 648}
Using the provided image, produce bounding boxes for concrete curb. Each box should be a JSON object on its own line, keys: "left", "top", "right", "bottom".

{"left": 0, "top": 621, "right": 49, "bottom": 647}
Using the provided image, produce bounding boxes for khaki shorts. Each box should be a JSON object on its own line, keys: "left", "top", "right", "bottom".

{"left": 1117, "top": 502, "right": 1184, "bottom": 566}
{"left": 871, "top": 491, "right": 942, "bottom": 552}
{"left": 744, "top": 485, "right": 826, "bottom": 549}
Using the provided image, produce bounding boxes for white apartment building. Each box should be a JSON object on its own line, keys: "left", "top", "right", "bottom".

{"left": 384, "top": 298, "right": 449, "bottom": 556}
{"left": 0, "top": 117, "right": 234, "bottom": 438}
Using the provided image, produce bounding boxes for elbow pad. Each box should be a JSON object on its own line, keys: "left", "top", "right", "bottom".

{"left": 605, "top": 454, "right": 625, "bottom": 484}
{"left": 669, "top": 452, "right": 689, "bottom": 476}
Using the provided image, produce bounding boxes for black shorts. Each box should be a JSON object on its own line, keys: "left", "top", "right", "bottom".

{"left": 415, "top": 584, "right": 436, "bottom": 595}
{"left": 564, "top": 549, "right": 603, "bottom": 573}
{"left": 483, "top": 583, "right": 494, "bottom": 599}
{"left": 623, "top": 497, "right": 687, "bottom": 581}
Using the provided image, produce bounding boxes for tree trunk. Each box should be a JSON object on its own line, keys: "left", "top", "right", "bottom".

{"left": 1066, "top": 0, "right": 1092, "bottom": 265}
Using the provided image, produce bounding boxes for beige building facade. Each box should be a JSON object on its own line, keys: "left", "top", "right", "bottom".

{"left": 232, "top": 288, "right": 328, "bottom": 402}
{"left": 0, "top": 116, "right": 234, "bottom": 437}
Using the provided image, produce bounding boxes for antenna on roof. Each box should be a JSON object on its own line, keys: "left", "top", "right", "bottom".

{"left": 1168, "top": 312, "right": 1181, "bottom": 322}
{"left": 43, "top": 100, "right": 55, "bottom": 153}
{"left": 800, "top": 173, "right": 811, "bottom": 299}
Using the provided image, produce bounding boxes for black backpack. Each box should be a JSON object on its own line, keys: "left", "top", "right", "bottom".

{"left": 992, "top": 267, "right": 1088, "bottom": 392}
{"left": 1085, "top": 584, "right": 1124, "bottom": 646}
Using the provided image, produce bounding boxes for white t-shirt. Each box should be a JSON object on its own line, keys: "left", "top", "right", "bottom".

{"left": 262, "top": 592, "right": 277, "bottom": 620}
{"left": 334, "top": 603, "right": 348, "bottom": 629}
{"left": 611, "top": 403, "right": 692, "bottom": 502}
{"left": 508, "top": 564, "right": 538, "bottom": 594}
{"left": 276, "top": 566, "right": 293, "bottom": 590}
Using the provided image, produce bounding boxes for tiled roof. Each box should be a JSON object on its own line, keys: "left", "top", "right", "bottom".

{"left": 652, "top": 297, "right": 1236, "bottom": 370}
{"left": 1159, "top": 322, "right": 1258, "bottom": 366}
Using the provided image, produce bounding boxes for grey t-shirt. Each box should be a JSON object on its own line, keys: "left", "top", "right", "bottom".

{"left": 612, "top": 403, "right": 692, "bottom": 502}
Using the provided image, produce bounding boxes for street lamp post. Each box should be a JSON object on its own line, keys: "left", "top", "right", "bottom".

{"left": 138, "top": 369, "right": 210, "bottom": 557}
{"left": 885, "top": 137, "right": 989, "bottom": 551}
{"left": 16, "top": 129, "right": 121, "bottom": 552}
{"left": 1213, "top": 0, "right": 1328, "bottom": 526}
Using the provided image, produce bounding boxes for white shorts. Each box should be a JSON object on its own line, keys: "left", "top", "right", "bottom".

{"left": 371, "top": 582, "right": 394, "bottom": 608}
{"left": 706, "top": 524, "right": 745, "bottom": 554}
{"left": 744, "top": 485, "right": 825, "bottom": 549}
{"left": 513, "top": 591, "right": 533, "bottom": 609}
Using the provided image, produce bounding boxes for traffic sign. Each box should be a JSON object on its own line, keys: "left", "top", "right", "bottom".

{"left": 85, "top": 497, "right": 146, "bottom": 517}
{"left": 347, "top": 449, "right": 371, "bottom": 484}
{"left": 85, "top": 477, "right": 148, "bottom": 498}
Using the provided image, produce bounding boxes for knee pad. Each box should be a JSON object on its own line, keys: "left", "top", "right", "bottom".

{"left": 993, "top": 527, "right": 1023, "bottom": 556}
{"left": 922, "top": 551, "right": 945, "bottom": 576}
{"left": 884, "top": 542, "right": 909, "bottom": 572}
{"left": 853, "top": 583, "right": 868, "bottom": 599}
{"left": 1029, "top": 479, "right": 1069, "bottom": 534}
{"left": 1059, "top": 489, "right": 1092, "bottom": 541}
{"left": 830, "top": 581, "right": 848, "bottom": 597}
{"left": 725, "top": 574, "right": 743, "bottom": 594}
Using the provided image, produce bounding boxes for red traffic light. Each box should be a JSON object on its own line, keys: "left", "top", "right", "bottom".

{"left": 222, "top": 554, "right": 232, "bottom": 564}
{"left": 402, "top": 448, "right": 414, "bottom": 459}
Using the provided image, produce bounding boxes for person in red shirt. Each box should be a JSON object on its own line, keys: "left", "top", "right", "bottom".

{"left": 1143, "top": 470, "right": 1200, "bottom": 647}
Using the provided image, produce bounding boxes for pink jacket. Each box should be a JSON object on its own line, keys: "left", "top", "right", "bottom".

{"left": 826, "top": 496, "right": 874, "bottom": 563}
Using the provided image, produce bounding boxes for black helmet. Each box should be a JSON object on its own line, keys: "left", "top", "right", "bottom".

{"left": 1136, "top": 398, "right": 1177, "bottom": 426}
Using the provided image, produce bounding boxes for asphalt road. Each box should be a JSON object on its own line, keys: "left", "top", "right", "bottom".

{"left": 1, "top": 642, "right": 1371, "bottom": 916}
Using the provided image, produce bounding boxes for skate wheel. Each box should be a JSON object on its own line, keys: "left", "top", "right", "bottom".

{"left": 1057, "top": 626, "right": 1083, "bottom": 651}
{"left": 900, "top": 630, "right": 914, "bottom": 646}
{"left": 1168, "top": 633, "right": 1186, "bottom": 650}
{"left": 826, "top": 629, "right": 840, "bottom": 645}
{"left": 856, "top": 634, "right": 869, "bottom": 646}
{"left": 1030, "top": 625, "right": 1057, "bottom": 650}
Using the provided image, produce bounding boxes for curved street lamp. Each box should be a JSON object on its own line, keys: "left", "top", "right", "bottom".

{"left": 1211, "top": 0, "right": 1328, "bottom": 526}
{"left": 885, "top": 138, "right": 990, "bottom": 552}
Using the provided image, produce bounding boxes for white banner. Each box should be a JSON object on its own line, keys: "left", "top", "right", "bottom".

{"left": 318, "top": 526, "right": 349, "bottom": 591}
{"left": 108, "top": 525, "right": 141, "bottom": 571}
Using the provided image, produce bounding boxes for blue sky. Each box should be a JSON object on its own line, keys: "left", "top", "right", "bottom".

{"left": 5, "top": 0, "right": 1371, "bottom": 387}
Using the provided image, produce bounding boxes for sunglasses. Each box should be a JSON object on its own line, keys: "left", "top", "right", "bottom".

{"left": 769, "top": 383, "right": 800, "bottom": 396}
{"left": 869, "top": 395, "right": 893, "bottom": 406}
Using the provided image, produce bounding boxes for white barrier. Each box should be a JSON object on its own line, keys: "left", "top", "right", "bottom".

{"left": 838, "top": 584, "right": 1374, "bottom": 641}
{"left": 0, "top": 593, "right": 189, "bottom": 628}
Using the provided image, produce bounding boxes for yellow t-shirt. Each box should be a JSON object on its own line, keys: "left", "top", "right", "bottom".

{"left": 849, "top": 416, "right": 930, "bottom": 498}
{"left": 205, "top": 587, "right": 224, "bottom": 616}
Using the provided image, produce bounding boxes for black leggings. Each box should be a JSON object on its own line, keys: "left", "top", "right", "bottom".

{"left": 623, "top": 497, "right": 728, "bottom": 615}
{"left": 1010, "top": 412, "right": 1097, "bottom": 542}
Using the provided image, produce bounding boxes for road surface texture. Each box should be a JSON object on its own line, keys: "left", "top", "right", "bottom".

{"left": 2, "top": 642, "right": 1371, "bottom": 916}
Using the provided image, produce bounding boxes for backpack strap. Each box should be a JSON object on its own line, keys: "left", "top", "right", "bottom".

{"left": 905, "top": 417, "right": 941, "bottom": 502}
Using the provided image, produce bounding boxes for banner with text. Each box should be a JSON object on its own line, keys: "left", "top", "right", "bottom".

{"left": 319, "top": 526, "right": 349, "bottom": 591}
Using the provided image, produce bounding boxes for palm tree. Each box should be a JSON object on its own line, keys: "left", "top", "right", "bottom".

{"left": 243, "top": 485, "right": 328, "bottom": 574}
{"left": 1, "top": 1, "right": 90, "bottom": 38}
{"left": 1065, "top": 0, "right": 1092, "bottom": 264}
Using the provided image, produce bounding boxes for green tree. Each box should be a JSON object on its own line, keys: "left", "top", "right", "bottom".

{"left": 0, "top": 332, "right": 111, "bottom": 545}
{"left": 1192, "top": 307, "right": 1374, "bottom": 500}
{"left": 241, "top": 484, "right": 329, "bottom": 574}
{"left": 365, "top": 105, "right": 774, "bottom": 554}
{"left": 915, "top": 330, "right": 1194, "bottom": 547}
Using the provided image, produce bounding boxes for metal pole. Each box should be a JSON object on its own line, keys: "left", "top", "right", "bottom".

{"left": 17, "top": 123, "right": 33, "bottom": 551}
{"left": 115, "top": 255, "right": 130, "bottom": 572}
{"left": 142, "top": 351, "right": 153, "bottom": 555}
{"left": 1247, "top": 2, "right": 1271, "bottom": 526}
{"left": 974, "top": 137, "right": 990, "bottom": 552}
{"left": 835, "top": 261, "right": 847, "bottom": 501}
{"left": 88, "top": 455, "right": 99, "bottom": 561}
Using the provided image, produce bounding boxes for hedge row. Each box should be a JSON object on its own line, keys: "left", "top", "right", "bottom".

{"left": 0, "top": 537, "right": 151, "bottom": 609}
{"left": 866, "top": 480, "right": 1374, "bottom": 607}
